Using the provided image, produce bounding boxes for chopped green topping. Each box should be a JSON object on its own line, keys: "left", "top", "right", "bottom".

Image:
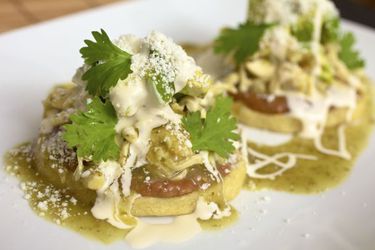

{"left": 180, "top": 71, "right": 211, "bottom": 97}
{"left": 146, "top": 50, "right": 176, "bottom": 103}
{"left": 291, "top": 17, "right": 314, "bottom": 42}
{"left": 182, "top": 96, "right": 239, "bottom": 158}
{"left": 291, "top": 15, "right": 364, "bottom": 69}
{"left": 247, "top": 0, "right": 266, "bottom": 23}
{"left": 321, "top": 17, "right": 340, "bottom": 44}
{"left": 319, "top": 59, "right": 334, "bottom": 83}
{"left": 147, "top": 71, "right": 175, "bottom": 103}
{"left": 214, "top": 21, "right": 273, "bottom": 64}
{"left": 338, "top": 32, "right": 365, "bottom": 69}
{"left": 80, "top": 29, "right": 132, "bottom": 97}
{"left": 63, "top": 97, "right": 119, "bottom": 163}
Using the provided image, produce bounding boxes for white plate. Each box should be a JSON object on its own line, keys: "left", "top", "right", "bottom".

{"left": 1, "top": 0, "right": 375, "bottom": 249}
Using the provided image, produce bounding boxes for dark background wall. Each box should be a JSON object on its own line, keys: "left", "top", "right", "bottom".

{"left": 334, "top": 0, "right": 375, "bottom": 28}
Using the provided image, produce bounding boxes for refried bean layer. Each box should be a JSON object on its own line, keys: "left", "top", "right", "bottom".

{"left": 131, "top": 164, "right": 232, "bottom": 198}
{"left": 231, "top": 91, "right": 290, "bottom": 114}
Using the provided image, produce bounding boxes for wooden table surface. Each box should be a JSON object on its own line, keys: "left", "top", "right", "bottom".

{"left": 0, "top": 0, "right": 122, "bottom": 33}
{"left": 1, "top": 0, "right": 374, "bottom": 34}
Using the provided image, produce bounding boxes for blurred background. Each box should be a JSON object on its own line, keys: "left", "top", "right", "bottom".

{"left": 0, "top": 0, "right": 374, "bottom": 33}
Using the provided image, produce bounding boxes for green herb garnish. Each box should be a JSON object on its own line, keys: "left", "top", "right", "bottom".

{"left": 321, "top": 17, "right": 340, "bottom": 44}
{"left": 63, "top": 97, "right": 119, "bottom": 163}
{"left": 338, "top": 32, "right": 365, "bottom": 69}
{"left": 182, "top": 96, "right": 239, "bottom": 158}
{"left": 214, "top": 21, "right": 272, "bottom": 64}
{"left": 80, "top": 29, "right": 132, "bottom": 97}
{"left": 319, "top": 17, "right": 364, "bottom": 69}
{"left": 291, "top": 19, "right": 314, "bottom": 42}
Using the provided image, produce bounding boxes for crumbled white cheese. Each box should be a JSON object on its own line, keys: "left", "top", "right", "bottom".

{"left": 37, "top": 201, "right": 48, "bottom": 211}
{"left": 109, "top": 31, "right": 196, "bottom": 172}
{"left": 145, "top": 31, "right": 198, "bottom": 92}
{"left": 249, "top": 0, "right": 338, "bottom": 25}
{"left": 20, "top": 181, "right": 78, "bottom": 222}
{"left": 260, "top": 26, "right": 300, "bottom": 61}
{"left": 70, "top": 197, "right": 77, "bottom": 205}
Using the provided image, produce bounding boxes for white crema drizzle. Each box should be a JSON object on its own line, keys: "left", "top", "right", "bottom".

{"left": 246, "top": 147, "right": 317, "bottom": 180}
{"left": 242, "top": 85, "right": 356, "bottom": 179}
{"left": 286, "top": 79, "right": 357, "bottom": 159}
{"left": 297, "top": 2, "right": 353, "bottom": 159}
{"left": 242, "top": 84, "right": 356, "bottom": 180}
{"left": 125, "top": 197, "right": 230, "bottom": 249}
{"left": 240, "top": 129, "right": 317, "bottom": 180}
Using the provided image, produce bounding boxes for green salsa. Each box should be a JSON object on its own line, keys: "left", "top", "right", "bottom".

{"left": 199, "top": 207, "right": 239, "bottom": 230}
{"left": 245, "top": 118, "right": 374, "bottom": 193}
{"left": 4, "top": 145, "right": 128, "bottom": 244}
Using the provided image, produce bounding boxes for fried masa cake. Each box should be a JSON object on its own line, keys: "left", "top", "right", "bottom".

{"left": 231, "top": 80, "right": 369, "bottom": 135}
{"left": 32, "top": 112, "right": 246, "bottom": 217}
{"left": 30, "top": 30, "right": 246, "bottom": 230}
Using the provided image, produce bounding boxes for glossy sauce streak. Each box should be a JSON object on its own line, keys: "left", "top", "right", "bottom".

{"left": 245, "top": 112, "right": 374, "bottom": 193}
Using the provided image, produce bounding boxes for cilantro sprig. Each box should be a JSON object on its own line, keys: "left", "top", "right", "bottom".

{"left": 214, "top": 21, "right": 273, "bottom": 64}
{"left": 80, "top": 29, "right": 132, "bottom": 97}
{"left": 63, "top": 97, "right": 120, "bottom": 163}
{"left": 182, "top": 96, "right": 239, "bottom": 158}
{"left": 320, "top": 18, "right": 364, "bottom": 69}
{"left": 321, "top": 17, "right": 340, "bottom": 44}
{"left": 338, "top": 32, "right": 365, "bottom": 69}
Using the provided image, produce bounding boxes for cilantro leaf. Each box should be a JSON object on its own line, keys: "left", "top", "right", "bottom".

{"left": 80, "top": 29, "right": 132, "bottom": 97}
{"left": 338, "top": 32, "right": 365, "bottom": 69}
{"left": 182, "top": 96, "right": 240, "bottom": 158}
{"left": 63, "top": 97, "right": 120, "bottom": 163}
{"left": 321, "top": 17, "right": 340, "bottom": 44}
{"left": 320, "top": 18, "right": 364, "bottom": 69}
{"left": 214, "top": 21, "right": 272, "bottom": 64}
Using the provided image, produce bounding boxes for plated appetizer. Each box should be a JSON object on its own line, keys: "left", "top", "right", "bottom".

{"left": 5, "top": 30, "right": 246, "bottom": 247}
{"left": 188, "top": 0, "right": 374, "bottom": 190}
{"left": 3, "top": 0, "right": 375, "bottom": 248}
